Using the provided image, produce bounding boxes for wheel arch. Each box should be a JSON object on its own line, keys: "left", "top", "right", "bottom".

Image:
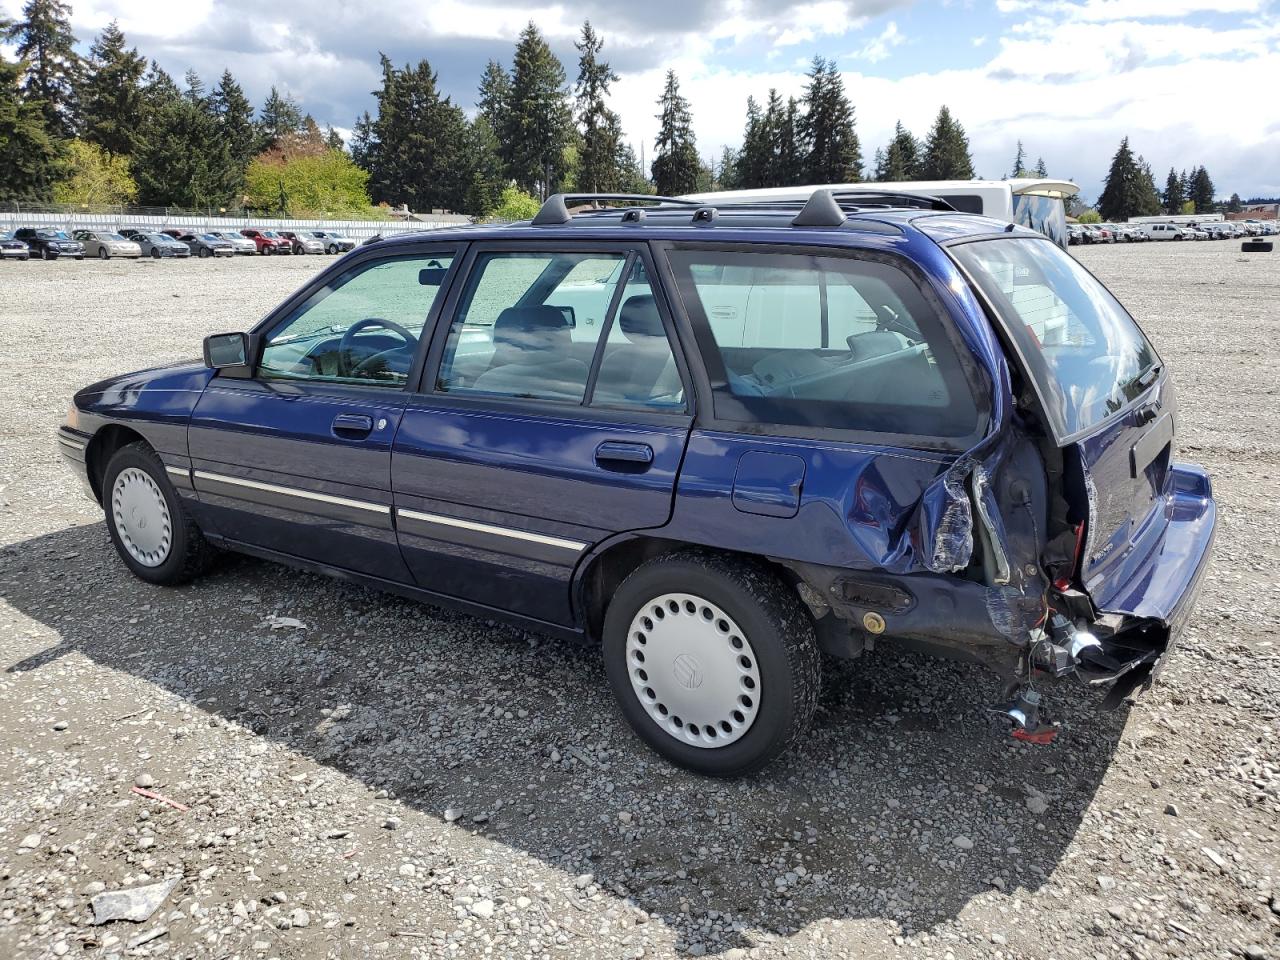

{"left": 574, "top": 534, "right": 810, "bottom": 645}
{"left": 85, "top": 424, "right": 150, "bottom": 504}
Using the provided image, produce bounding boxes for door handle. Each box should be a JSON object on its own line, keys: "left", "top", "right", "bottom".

{"left": 595, "top": 441, "right": 654, "bottom": 466}
{"left": 332, "top": 413, "right": 374, "bottom": 437}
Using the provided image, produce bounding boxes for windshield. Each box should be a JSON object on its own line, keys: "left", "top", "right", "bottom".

{"left": 201, "top": 234, "right": 219, "bottom": 241}
{"left": 953, "top": 237, "right": 1160, "bottom": 438}
{"left": 105, "top": 233, "right": 127, "bottom": 241}
{"left": 263, "top": 231, "right": 280, "bottom": 238}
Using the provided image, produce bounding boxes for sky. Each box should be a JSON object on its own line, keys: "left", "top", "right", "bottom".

{"left": 3, "top": 0, "right": 1279, "bottom": 201}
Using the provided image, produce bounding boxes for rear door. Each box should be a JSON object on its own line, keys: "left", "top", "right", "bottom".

{"left": 188, "top": 247, "right": 459, "bottom": 582}
{"left": 392, "top": 242, "right": 692, "bottom": 626}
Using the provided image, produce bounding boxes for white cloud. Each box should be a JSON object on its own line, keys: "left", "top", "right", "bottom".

{"left": 972, "top": 34, "right": 988, "bottom": 46}
{"left": 851, "top": 21, "right": 905, "bottom": 63}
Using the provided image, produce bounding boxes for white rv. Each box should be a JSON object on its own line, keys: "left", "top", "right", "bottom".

{"left": 682, "top": 178, "right": 1081, "bottom": 247}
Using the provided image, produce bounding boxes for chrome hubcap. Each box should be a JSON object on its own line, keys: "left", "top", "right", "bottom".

{"left": 111, "top": 467, "right": 172, "bottom": 567}
{"left": 626, "top": 593, "right": 761, "bottom": 749}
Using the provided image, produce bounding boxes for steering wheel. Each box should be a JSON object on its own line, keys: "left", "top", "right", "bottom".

{"left": 338, "top": 318, "right": 418, "bottom": 377}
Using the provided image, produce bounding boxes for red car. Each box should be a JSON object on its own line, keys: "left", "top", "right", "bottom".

{"left": 240, "top": 228, "right": 293, "bottom": 255}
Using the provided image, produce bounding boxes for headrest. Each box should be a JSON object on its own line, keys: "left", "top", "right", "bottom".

{"left": 617, "top": 295, "right": 664, "bottom": 341}
{"left": 492, "top": 305, "right": 572, "bottom": 356}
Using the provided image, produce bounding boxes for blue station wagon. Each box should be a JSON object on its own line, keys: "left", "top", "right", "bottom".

{"left": 57, "top": 191, "right": 1216, "bottom": 776}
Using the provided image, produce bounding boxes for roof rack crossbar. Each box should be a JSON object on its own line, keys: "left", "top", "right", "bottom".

{"left": 531, "top": 193, "right": 701, "bottom": 226}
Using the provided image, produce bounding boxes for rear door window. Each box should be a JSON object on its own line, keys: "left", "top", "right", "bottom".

{"left": 665, "top": 247, "right": 983, "bottom": 441}
{"left": 952, "top": 237, "right": 1160, "bottom": 438}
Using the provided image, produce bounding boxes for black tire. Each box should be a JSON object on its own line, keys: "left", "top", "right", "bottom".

{"left": 98, "top": 247, "right": 109, "bottom": 260}
{"left": 603, "top": 552, "right": 821, "bottom": 777}
{"left": 151, "top": 248, "right": 161, "bottom": 259}
{"left": 327, "top": 244, "right": 338, "bottom": 255}
{"left": 103, "top": 441, "right": 213, "bottom": 586}
{"left": 198, "top": 247, "right": 210, "bottom": 258}
{"left": 42, "top": 247, "right": 54, "bottom": 260}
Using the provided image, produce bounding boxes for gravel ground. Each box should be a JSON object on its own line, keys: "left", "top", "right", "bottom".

{"left": 0, "top": 243, "right": 1277, "bottom": 960}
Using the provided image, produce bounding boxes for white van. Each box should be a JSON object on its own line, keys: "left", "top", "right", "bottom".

{"left": 1137, "top": 223, "right": 1187, "bottom": 241}
{"left": 682, "top": 178, "right": 1080, "bottom": 248}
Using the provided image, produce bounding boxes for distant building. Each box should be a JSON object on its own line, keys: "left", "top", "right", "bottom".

{"left": 1239, "top": 202, "right": 1278, "bottom": 218}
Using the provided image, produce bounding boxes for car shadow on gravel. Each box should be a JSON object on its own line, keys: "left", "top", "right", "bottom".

{"left": 2, "top": 522, "right": 1131, "bottom": 953}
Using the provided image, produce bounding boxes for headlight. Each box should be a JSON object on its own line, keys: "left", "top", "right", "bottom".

{"left": 65, "top": 403, "right": 81, "bottom": 430}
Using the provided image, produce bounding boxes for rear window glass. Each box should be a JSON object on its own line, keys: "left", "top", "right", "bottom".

{"left": 953, "top": 237, "right": 1159, "bottom": 437}
{"left": 666, "top": 248, "right": 982, "bottom": 440}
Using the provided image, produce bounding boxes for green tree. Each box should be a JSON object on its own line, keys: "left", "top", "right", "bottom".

{"left": 78, "top": 20, "right": 145, "bottom": 158}
{"left": 1162, "top": 168, "right": 1184, "bottom": 215}
{"left": 1097, "top": 137, "right": 1160, "bottom": 221}
{"left": 490, "top": 184, "right": 541, "bottom": 221}
{"left": 1227, "top": 192, "right": 1242, "bottom": 213}
{"left": 1034, "top": 157, "right": 1047, "bottom": 177}
{"left": 919, "top": 106, "right": 975, "bottom": 180}
{"left": 210, "top": 70, "right": 256, "bottom": 195}
{"left": 476, "top": 59, "right": 511, "bottom": 139}
{"left": 3, "top": 0, "right": 80, "bottom": 138}
{"left": 573, "top": 21, "right": 622, "bottom": 194}
{"left": 776, "top": 96, "right": 803, "bottom": 186}
{"left": 244, "top": 147, "right": 371, "bottom": 217}
{"left": 1190, "top": 165, "right": 1215, "bottom": 213}
{"left": 0, "top": 46, "right": 59, "bottom": 200}
{"left": 504, "top": 23, "right": 573, "bottom": 197}
{"left": 716, "top": 145, "right": 739, "bottom": 190}
{"left": 1076, "top": 209, "right": 1101, "bottom": 224}
{"left": 257, "top": 86, "right": 303, "bottom": 150}
{"left": 52, "top": 137, "right": 136, "bottom": 204}
{"left": 650, "top": 70, "right": 699, "bottom": 196}
{"left": 325, "top": 125, "right": 343, "bottom": 151}
{"left": 800, "top": 56, "right": 860, "bottom": 184}
{"left": 873, "top": 120, "right": 920, "bottom": 181}
{"left": 132, "top": 67, "right": 231, "bottom": 208}
{"left": 735, "top": 96, "right": 766, "bottom": 188}
{"left": 361, "top": 55, "right": 473, "bottom": 212}
{"left": 613, "top": 139, "right": 651, "bottom": 195}
{"left": 349, "top": 110, "right": 375, "bottom": 169}
{"left": 1009, "top": 139, "right": 1027, "bottom": 178}
{"left": 465, "top": 115, "right": 506, "bottom": 215}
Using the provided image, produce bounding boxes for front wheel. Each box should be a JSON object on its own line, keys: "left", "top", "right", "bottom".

{"left": 103, "top": 442, "right": 213, "bottom": 585}
{"left": 98, "top": 247, "right": 109, "bottom": 260}
{"left": 151, "top": 248, "right": 161, "bottom": 259}
{"left": 603, "top": 553, "right": 821, "bottom": 777}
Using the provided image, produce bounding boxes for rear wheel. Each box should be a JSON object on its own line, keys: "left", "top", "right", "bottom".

{"left": 603, "top": 553, "right": 821, "bottom": 777}
{"left": 198, "top": 247, "right": 210, "bottom": 258}
{"left": 98, "top": 247, "right": 110, "bottom": 260}
{"left": 151, "top": 248, "right": 161, "bottom": 259}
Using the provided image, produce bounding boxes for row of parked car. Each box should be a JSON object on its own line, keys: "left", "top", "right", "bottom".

{"left": 0, "top": 226, "right": 360, "bottom": 261}
{"left": 1068, "top": 219, "right": 1278, "bottom": 245}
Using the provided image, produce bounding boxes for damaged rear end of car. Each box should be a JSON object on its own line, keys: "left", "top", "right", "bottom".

{"left": 781, "top": 215, "right": 1215, "bottom": 740}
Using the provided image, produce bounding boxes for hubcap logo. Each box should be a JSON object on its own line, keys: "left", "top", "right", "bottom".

{"left": 672, "top": 654, "right": 703, "bottom": 689}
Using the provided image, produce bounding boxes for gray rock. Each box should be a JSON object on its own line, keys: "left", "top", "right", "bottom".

{"left": 952, "top": 836, "right": 974, "bottom": 851}
{"left": 89, "top": 877, "right": 180, "bottom": 925}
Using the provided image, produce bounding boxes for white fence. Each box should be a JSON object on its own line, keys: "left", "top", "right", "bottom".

{"left": 0, "top": 211, "right": 470, "bottom": 240}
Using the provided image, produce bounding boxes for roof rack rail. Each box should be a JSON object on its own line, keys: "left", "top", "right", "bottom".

{"left": 531, "top": 193, "right": 700, "bottom": 226}
{"left": 827, "top": 190, "right": 955, "bottom": 212}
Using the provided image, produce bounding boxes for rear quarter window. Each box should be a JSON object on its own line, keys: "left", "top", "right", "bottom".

{"left": 666, "top": 247, "right": 984, "bottom": 443}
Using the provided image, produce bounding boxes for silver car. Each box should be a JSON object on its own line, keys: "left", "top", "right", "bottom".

{"left": 209, "top": 231, "right": 257, "bottom": 255}
{"left": 280, "top": 231, "right": 325, "bottom": 255}
{"left": 133, "top": 232, "right": 192, "bottom": 259}
{"left": 73, "top": 230, "right": 142, "bottom": 260}
{"left": 178, "top": 233, "right": 236, "bottom": 258}
{"left": 311, "top": 230, "right": 357, "bottom": 254}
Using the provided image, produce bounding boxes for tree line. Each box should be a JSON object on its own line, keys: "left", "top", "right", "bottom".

{"left": 0, "top": 0, "right": 369, "bottom": 214}
{"left": 1, "top": 0, "right": 1243, "bottom": 218}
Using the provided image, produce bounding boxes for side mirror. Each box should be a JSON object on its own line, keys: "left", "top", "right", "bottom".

{"left": 203, "top": 332, "right": 254, "bottom": 375}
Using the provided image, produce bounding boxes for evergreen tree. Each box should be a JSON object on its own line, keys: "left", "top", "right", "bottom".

{"left": 0, "top": 46, "right": 59, "bottom": 200}
{"left": 573, "top": 21, "right": 622, "bottom": 194}
{"left": 735, "top": 95, "right": 766, "bottom": 188}
{"left": 465, "top": 115, "right": 506, "bottom": 215}
{"left": 79, "top": 20, "right": 145, "bottom": 158}
{"left": 650, "top": 70, "right": 698, "bottom": 196}
{"left": 503, "top": 23, "right": 572, "bottom": 197}
{"left": 1097, "top": 136, "right": 1161, "bottom": 221}
{"left": 361, "top": 55, "right": 473, "bottom": 212}
{"left": 1227, "top": 192, "right": 1242, "bottom": 213}
{"left": 476, "top": 60, "right": 511, "bottom": 138}
{"left": 919, "top": 106, "right": 974, "bottom": 180}
{"left": 716, "top": 145, "right": 739, "bottom": 190}
{"left": 211, "top": 70, "right": 257, "bottom": 183}
{"left": 133, "top": 66, "right": 232, "bottom": 208}
{"left": 1162, "top": 167, "right": 1184, "bottom": 214}
{"left": 1179, "top": 168, "right": 1191, "bottom": 204}
{"left": 258, "top": 86, "right": 303, "bottom": 150}
{"left": 874, "top": 121, "right": 919, "bottom": 181}
{"left": 349, "top": 110, "right": 375, "bottom": 170}
{"left": 757, "top": 88, "right": 785, "bottom": 186}
{"left": 776, "top": 96, "right": 803, "bottom": 186}
{"left": 325, "top": 125, "right": 343, "bottom": 151}
{"left": 4, "top": 0, "right": 80, "bottom": 138}
{"left": 800, "top": 56, "right": 860, "bottom": 184}
{"left": 1034, "top": 157, "right": 1047, "bottom": 177}
{"left": 1009, "top": 140, "right": 1029, "bottom": 178}
{"left": 614, "top": 138, "right": 651, "bottom": 195}
{"left": 1190, "top": 166, "right": 1215, "bottom": 213}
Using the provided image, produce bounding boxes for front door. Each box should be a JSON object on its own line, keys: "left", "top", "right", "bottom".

{"left": 189, "top": 249, "right": 457, "bottom": 582}
{"left": 392, "top": 244, "right": 693, "bottom": 626}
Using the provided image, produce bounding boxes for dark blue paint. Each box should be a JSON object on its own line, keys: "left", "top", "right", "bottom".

{"left": 61, "top": 208, "right": 1217, "bottom": 688}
